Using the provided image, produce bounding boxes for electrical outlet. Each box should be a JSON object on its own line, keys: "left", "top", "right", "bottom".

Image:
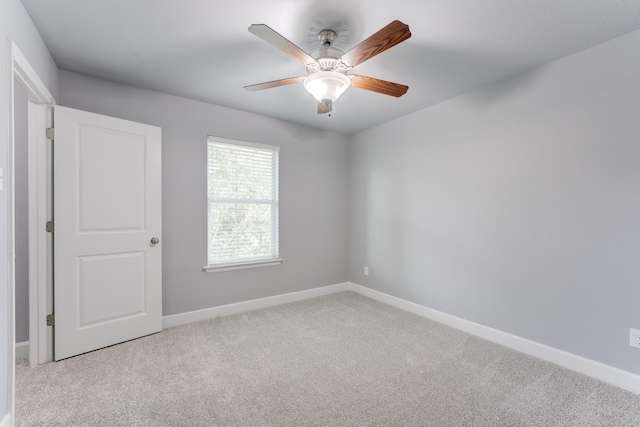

{"left": 630, "top": 328, "right": 640, "bottom": 349}
{"left": 364, "top": 266, "right": 369, "bottom": 276}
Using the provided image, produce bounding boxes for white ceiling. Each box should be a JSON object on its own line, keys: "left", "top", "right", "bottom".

{"left": 20, "top": 0, "right": 640, "bottom": 135}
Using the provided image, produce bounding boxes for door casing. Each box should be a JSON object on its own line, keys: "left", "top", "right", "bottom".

{"left": 7, "top": 39, "right": 55, "bottom": 426}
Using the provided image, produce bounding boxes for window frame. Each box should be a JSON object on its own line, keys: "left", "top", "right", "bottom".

{"left": 203, "top": 136, "right": 282, "bottom": 273}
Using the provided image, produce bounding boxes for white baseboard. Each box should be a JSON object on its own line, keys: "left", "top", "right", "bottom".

{"left": 160, "top": 280, "right": 640, "bottom": 394}
{"left": 15, "top": 341, "right": 29, "bottom": 360}
{"left": 0, "top": 413, "right": 12, "bottom": 427}
{"left": 346, "top": 282, "right": 640, "bottom": 395}
{"left": 162, "top": 282, "right": 350, "bottom": 329}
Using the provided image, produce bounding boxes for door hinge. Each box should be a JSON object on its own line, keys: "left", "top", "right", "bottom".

{"left": 45, "top": 221, "right": 54, "bottom": 232}
{"left": 46, "top": 128, "right": 55, "bottom": 139}
{"left": 46, "top": 314, "right": 55, "bottom": 327}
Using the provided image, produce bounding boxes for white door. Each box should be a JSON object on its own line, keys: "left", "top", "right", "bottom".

{"left": 53, "top": 106, "right": 162, "bottom": 360}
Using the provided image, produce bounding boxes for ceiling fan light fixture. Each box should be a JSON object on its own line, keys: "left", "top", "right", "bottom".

{"left": 303, "top": 71, "right": 351, "bottom": 102}
{"left": 245, "top": 20, "right": 411, "bottom": 113}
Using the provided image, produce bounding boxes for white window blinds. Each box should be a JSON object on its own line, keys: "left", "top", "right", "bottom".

{"left": 206, "top": 136, "right": 280, "bottom": 269}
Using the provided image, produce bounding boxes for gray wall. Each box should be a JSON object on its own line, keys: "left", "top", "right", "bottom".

{"left": 58, "top": 70, "right": 349, "bottom": 316}
{"left": 348, "top": 29, "right": 640, "bottom": 375}
{"left": 0, "top": 0, "right": 58, "bottom": 419}
{"left": 14, "top": 82, "right": 29, "bottom": 344}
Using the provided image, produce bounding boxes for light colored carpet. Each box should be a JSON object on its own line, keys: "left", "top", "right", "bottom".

{"left": 16, "top": 291, "right": 640, "bottom": 426}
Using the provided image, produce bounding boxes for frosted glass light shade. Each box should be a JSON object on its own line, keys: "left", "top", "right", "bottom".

{"left": 303, "top": 71, "right": 351, "bottom": 102}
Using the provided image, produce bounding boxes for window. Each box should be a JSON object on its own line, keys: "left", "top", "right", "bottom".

{"left": 204, "top": 136, "right": 281, "bottom": 272}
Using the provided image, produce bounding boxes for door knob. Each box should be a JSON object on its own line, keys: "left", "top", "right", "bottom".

{"left": 150, "top": 237, "right": 159, "bottom": 245}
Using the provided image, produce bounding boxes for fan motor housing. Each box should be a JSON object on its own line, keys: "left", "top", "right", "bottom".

{"left": 308, "top": 47, "right": 347, "bottom": 73}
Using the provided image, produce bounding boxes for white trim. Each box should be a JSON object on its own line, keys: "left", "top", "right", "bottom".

{"left": 163, "top": 282, "right": 349, "bottom": 329}
{"left": 11, "top": 41, "right": 55, "bottom": 369}
{"left": 76, "top": 278, "right": 640, "bottom": 395}
{"left": 14, "top": 342, "right": 28, "bottom": 360}
{"left": 6, "top": 37, "right": 17, "bottom": 427}
{"left": 10, "top": 45, "right": 54, "bottom": 105}
{"left": 346, "top": 282, "right": 640, "bottom": 395}
{"left": 28, "top": 101, "right": 53, "bottom": 366}
{"left": 7, "top": 39, "right": 56, "bottom": 426}
{"left": 203, "top": 258, "right": 283, "bottom": 273}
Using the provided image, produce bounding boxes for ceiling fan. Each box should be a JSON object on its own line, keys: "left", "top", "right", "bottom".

{"left": 244, "top": 20, "right": 411, "bottom": 114}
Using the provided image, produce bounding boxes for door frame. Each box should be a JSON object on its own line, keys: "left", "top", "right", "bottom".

{"left": 7, "top": 39, "right": 55, "bottom": 422}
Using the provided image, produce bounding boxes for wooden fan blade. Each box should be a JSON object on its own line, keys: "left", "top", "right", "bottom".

{"left": 340, "top": 20, "right": 411, "bottom": 68}
{"left": 249, "top": 24, "right": 317, "bottom": 66}
{"left": 244, "top": 77, "right": 304, "bottom": 92}
{"left": 318, "top": 99, "right": 332, "bottom": 114}
{"left": 350, "top": 75, "right": 408, "bottom": 97}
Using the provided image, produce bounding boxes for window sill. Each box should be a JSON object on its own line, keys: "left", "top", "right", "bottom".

{"left": 202, "top": 258, "right": 283, "bottom": 273}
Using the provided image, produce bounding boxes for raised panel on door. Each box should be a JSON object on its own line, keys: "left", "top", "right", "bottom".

{"left": 54, "top": 106, "right": 162, "bottom": 360}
